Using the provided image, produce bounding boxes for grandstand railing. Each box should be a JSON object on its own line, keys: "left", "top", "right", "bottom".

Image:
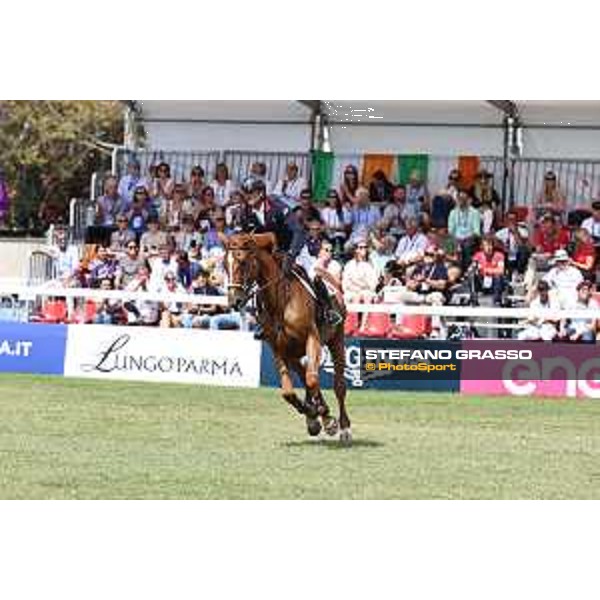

{"left": 222, "top": 150, "right": 311, "bottom": 189}
{"left": 90, "top": 148, "right": 312, "bottom": 207}
{"left": 507, "top": 157, "right": 600, "bottom": 209}
{"left": 0, "top": 284, "right": 229, "bottom": 307}
{"left": 0, "top": 283, "right": 596, "bottom": 329}
{"left": 115, "top": 149, "right": 222, "bottom": 184}
{"left": 26, "top": 251, "right": 57, "bottom": 287}
{"left": 69, "top": 197, "right": 96, "bottom": 245}
{"left": 87, "top": 150, "right": 600, "bottom": 219}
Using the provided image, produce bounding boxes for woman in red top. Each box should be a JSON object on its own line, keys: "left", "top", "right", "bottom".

{"left": 533, "top": 213, "right": 570, "bottom": 257}
{"left": 472, "top": 237, "right": 506, "bottom": 305}
{"left": 570, "top": 227, "right": 596, "bottom": 279}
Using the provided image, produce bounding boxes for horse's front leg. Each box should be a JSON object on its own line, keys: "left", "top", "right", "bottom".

{"left": 290, "top": 357, "right": 328, "bottom": 438}
{"left": 303, "top": 331, "right": 338, "bottom": 437}
{"left": 273, "top": 351, "right": 316, "bottom": 420}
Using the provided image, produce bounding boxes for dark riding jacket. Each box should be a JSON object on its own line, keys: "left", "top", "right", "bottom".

{"left": 239, "top": 197, "right": 306, "bottom": 259}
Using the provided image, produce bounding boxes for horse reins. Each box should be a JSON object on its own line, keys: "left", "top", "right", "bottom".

{"left": 227, "top": 245, "right": 286, "bottom": 310}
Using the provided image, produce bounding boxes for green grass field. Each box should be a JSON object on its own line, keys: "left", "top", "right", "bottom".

{"left": 1, "top": 374, "right": 600, "bottom": 499}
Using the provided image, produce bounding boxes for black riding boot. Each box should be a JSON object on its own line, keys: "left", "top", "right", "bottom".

{"left": 314, "top": 277, "right": 342, "bottom": 327}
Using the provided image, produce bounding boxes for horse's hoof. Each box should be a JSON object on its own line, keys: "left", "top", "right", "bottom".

{"left": 339, "top": 428, "right": 352, "bottom": 446}
{"left": 306, "top": 417, "right": 322, "bottom": 437}
{"left": 322, "top": 416, "right": 339, "bottom": 437}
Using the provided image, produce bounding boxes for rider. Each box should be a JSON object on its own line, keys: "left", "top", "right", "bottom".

{"left": 236, "top": 177, "right": 340, "bottom": 338}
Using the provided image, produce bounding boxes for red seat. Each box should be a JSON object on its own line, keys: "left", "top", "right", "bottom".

{"left": 388, "top": 314, "right": 432, "bottom": 339}
{"left": 344, "top": 312, "right": 360, "bottom": 337}
{"left": 358, "top": 312, "right": 391, "bottom": 338}
{"left": 34, "top": 299, "right": 68, "bottom": 324}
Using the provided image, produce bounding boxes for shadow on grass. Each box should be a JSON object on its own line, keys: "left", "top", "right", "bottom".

{"left": 282, "top": 438, "right": 384, "bottom": 450}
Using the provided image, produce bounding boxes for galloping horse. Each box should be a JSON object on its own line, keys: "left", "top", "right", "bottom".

{"left": 225, "top": 232, "right": 352, "bottom": 444}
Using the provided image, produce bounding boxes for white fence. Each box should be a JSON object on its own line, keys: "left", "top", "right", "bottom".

{"left": 1, "top": 283, "right": 597, "bottom": 326}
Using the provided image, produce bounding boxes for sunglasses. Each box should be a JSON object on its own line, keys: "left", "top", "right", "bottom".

{"left": 165, "top": 277, "right": 176, "bottom": 282}
{"left": 357, "top": 245, "right": 368, "bottom": 249}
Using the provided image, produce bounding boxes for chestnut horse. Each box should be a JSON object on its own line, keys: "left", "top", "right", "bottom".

{"left": 226, "top": 232, "right": 352, "bottom": 444}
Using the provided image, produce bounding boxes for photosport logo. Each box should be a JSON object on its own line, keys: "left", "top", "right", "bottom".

{"left": 359, "top": 340, "right": 465, "bottom": 382}
{"left": 81, "top": 333, "right": 244, "bottom": 378}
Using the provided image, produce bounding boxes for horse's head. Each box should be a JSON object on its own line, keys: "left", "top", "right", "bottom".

{"left": 225, "top": 232, "right": 277, "bottom": 310}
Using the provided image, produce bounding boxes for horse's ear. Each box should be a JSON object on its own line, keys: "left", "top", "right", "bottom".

{"left": 253, "top": 232, "right": 278, "bottom": 253}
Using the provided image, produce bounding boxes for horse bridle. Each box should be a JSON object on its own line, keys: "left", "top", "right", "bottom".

{"left": 227, "top": 240, "right": 283, "bottom": 309}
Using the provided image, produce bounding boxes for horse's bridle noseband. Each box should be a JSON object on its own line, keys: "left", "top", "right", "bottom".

{"left": 226, "top": 240, "right": 283, "bottom": 310}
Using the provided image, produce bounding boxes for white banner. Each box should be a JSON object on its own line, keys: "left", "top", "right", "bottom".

{"left": 64, "top": 325, "right": 261, "bottom": 388}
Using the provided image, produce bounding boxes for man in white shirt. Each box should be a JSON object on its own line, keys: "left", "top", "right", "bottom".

{"left": 581, "top": 200, "right": 600, "bottom": 246}
{"left": 272, "top": 163, "right": 307, "bottom": 207}
{"left": 518, "top": 280, "right": 560, "bottom": 341}
{"left": 156, "top": 270, "right": 187, "bottom": 327}
{"left": 149, "top": 244, "right": 178, "bottom": 289}
{"left": 50, "top": 228, "right": 79, "bottom": 286}
{"left": 124, "top": 264, "right": 160, "bottom": 325}
{"left": 394, "top": 217, "right": 430, "bottom": 265}
{"left": 560, "top": 279, "right": 598, "bottom": 342}
{"left": 544, "top": 249, "right": 583, "bottom": 308}
{"left": 495, "top": 209, "right": 530, "bottom": 276}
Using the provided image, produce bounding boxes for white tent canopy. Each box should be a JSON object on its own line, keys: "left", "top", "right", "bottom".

{"left": 322, "top": 100, "right": 503, "bottom": 156}
{"left": 515, "top": 101, "right": 600, "bottom": 126}
{"left": 514, "top": 101, "right": 600, "bottom": 159}
{"left": 136, "top": 100, "right": 600, "bottom": 159}
{"left": 137, "top": 100, "right": 313, "bottom": 152}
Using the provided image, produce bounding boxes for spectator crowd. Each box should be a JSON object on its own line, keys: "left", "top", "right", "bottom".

{"left": 46, "top": 159, "right": 600, "bottom": 341}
